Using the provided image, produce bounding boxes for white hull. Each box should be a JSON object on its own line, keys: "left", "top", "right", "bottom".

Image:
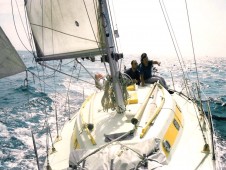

{"left": 46, "top": 83, "right": 215, "bottom": 169}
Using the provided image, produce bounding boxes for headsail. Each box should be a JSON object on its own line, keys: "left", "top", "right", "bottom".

{"left": 26, "top": 0, "right": 106, "bottom": 61}
{"left": 0, "top": 27, "right": 26, "bottom": 79}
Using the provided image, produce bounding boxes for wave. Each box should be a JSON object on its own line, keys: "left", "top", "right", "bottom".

{"left": 1, "top": 51, "right": 226, "bottom": 169}
{"left": 212, "top": 115, "right": 226, "bottom": 121}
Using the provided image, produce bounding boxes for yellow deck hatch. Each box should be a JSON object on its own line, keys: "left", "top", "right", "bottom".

{"left": 127, "top": 84, "right": 136, "bottom": 91}
{"left": 127, "top": 92, "right": 138, "bottom": 104}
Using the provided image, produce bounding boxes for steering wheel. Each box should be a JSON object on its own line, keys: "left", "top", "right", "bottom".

{"left": 121, "top": 73, "right": 133, "bottom": 86}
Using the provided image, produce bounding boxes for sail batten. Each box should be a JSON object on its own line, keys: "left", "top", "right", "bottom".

{"left": 0, "top": 27, "right": 26, "bottom": 79}
{"left": 26, "top": 0, "right": 106, "bottom": 61}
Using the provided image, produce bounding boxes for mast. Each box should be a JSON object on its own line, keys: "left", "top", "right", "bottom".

{"left": 99, "top": 0, "right": 125, "bottom": 113}
{"left": 25, "top": 0, "right": 125, "bottom": 113}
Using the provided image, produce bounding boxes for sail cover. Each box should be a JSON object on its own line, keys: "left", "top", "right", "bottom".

{"left": 0, "top": 27, "right": 26, "bottom": 79}
{"left": 25, "top": 0, "right": 106, "bottom": 61}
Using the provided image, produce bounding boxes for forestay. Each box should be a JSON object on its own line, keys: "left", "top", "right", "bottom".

{"left": 0, "top": 27, "right": 26, "bottom": 79}
{"left": 25, "top": 0, "right": 106, "bottom": 61}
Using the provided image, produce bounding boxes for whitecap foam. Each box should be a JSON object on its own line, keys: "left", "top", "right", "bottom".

{"left": 0, "top": 122, "right": 9, "bottom": 138}
{"left": 214, "top": 134, "right": 226, "bottom": 169}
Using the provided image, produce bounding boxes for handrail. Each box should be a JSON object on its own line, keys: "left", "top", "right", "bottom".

{"left": 140, "top": 84, "right": 165, "bottom": 138}
{"left": 131, "top": 83, "right": 157, "bottom": 125}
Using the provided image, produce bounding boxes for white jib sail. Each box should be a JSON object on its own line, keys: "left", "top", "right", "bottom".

{"left": 0, "top": 27, "right": 26, "bottom": 79}
{"left": 26, "top": 0, "right": 106, "bottom": 61}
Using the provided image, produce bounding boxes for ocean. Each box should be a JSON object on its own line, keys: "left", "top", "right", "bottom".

{"left": 0, "top": 51, "right": 225, "bottom": 169}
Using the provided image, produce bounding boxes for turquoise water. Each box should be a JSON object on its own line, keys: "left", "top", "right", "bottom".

{"left": 0, "top": 51, "right": 225, "bottom": 169}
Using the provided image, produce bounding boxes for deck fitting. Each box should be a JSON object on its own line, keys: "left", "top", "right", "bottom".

{"left": 202, "top": 143, "right": 210, "bottom": 153}
{"left": 54, "top": 136, "right": 62, "bottom": 143}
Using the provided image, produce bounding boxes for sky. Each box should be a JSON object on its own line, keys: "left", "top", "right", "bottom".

{"left": 1, "top": 0, "right": 226, "bottom": 58}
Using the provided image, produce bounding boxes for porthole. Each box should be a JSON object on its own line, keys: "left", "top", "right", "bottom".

{"left": 163, "top": 140, "right": 171, "bottom": 153}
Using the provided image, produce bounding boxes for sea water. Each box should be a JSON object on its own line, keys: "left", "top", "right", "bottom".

{"left": 0, "top": 51, "right": 225, "bottom": 169}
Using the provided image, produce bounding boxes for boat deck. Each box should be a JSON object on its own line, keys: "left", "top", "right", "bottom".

{"left": 46, "top": 84, "right": 215, "bottom": 169}
{"left": 165, "top": 92, "right": 215, "bottom": 169}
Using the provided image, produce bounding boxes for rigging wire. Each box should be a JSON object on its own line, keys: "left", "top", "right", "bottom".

{"left": 65, "top": 63, "right": 77, "bottom": 120}
{"left": 51, "top": 0, "right": 59, "bottom": 133}
{"left": 76, "top": 59, "right": 96, "bottom": 80}
{"left": 182, "top": 0, "right": 208, "bottom": 131}
{"left": 161, "top": 1, "right": 189, "bottom": 74}
{"left": 193, "top": 85, "right": 208, "bottom": 144}
{"left": 93, "top": 0, "right": 99, "bottom": 26}
{"left": 40, "top": 4, "right": 55, "bottom": 160}
{"left": 83, "top": 0, "right": 111, "bottom": 75}
{"left": 100, "top": 0, "right": 120, "bottom": 74}
{"left": 83, "top": 0, "right": 110, "bottom": 75}
{"left": 38, "top": 62, "right": 96, "bottom": 86}
{"left": 106, "top": 1, "right": 121, "bottom": 71}
{"left": 50, "top": 0, "right": 55, "bottom": 59}
{"left": 27, "top": 70, "right": 74, "bottom": 100}
{"left": 159, "top": 0, "right": 190, "bottom": 97}
{"left": 34, "top": 61, "right": 62, "bottom": 78}
{"left": 162, "top": 0, "right": 186, "bottom": 68}
{"left": 15, "top": 0, "right": 30, "bottom": 46}
{"left": 23, "top": 68, "right": 41, "bottom": 169}
{"left": 184, "top": 0, "right": 201, "bottom": 89}
{"left": 10, "top": 0, "right": 33, "bottom": 55}
{"left": 183, "top": 0, "right": 212, "bottom": 151}
{"left": 24, "top": 5, "right": 36, "bottom": 54}
{"left": 41, "top": 0, "right": 44, "bottom": 55}
{"left": 109, "top": 0, "right": 124, "bottom": 71}
{"left": 46, "top": 123, "right": 51, "bottom": 169}
{"left": 40, "top": 52, "right": 51, "bottom": 168}
{"left": 106, "top": 0, "right": 122, "bottom": 71}
{"left": 26, "top": 67, "right": 72, "bottom": 140}
{"left": 106, "top": 0, "right": 119, "bottom": 53}
{"left": 31, "top": 131, "right": 41, "bottom": 170}
{"left": 48, "top": 125, "right": 56, "bottom": 153}
{"left": 53, "top": 62, "right": 60, "bottom": 137}
{"left": 82, "top": 0, "right": 105, "bottom": 54}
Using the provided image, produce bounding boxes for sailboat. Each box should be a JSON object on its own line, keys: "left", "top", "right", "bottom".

{"left": 3, "top": 0, "right": 216, "bottom": 169}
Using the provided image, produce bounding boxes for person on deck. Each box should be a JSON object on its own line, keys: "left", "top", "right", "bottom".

{"left": 124, "top": 60, "right": 140, "bottom": 85}
{"left": 139, "top": 53, "right": 168, "bottom": 89}
{"left": 95, "top": 73, "right": 105, "bottom": 90}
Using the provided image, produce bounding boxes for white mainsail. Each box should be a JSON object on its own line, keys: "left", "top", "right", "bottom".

{"left": 26, "top": 0, "right": 106, "bottom": 61}
{"left": 0, "top": 27, "right": 26, "bottom": 79}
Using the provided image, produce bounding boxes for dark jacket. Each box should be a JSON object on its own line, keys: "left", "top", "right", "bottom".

{"left": 125, "top": 68, "right": 140, "bottom": 85}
